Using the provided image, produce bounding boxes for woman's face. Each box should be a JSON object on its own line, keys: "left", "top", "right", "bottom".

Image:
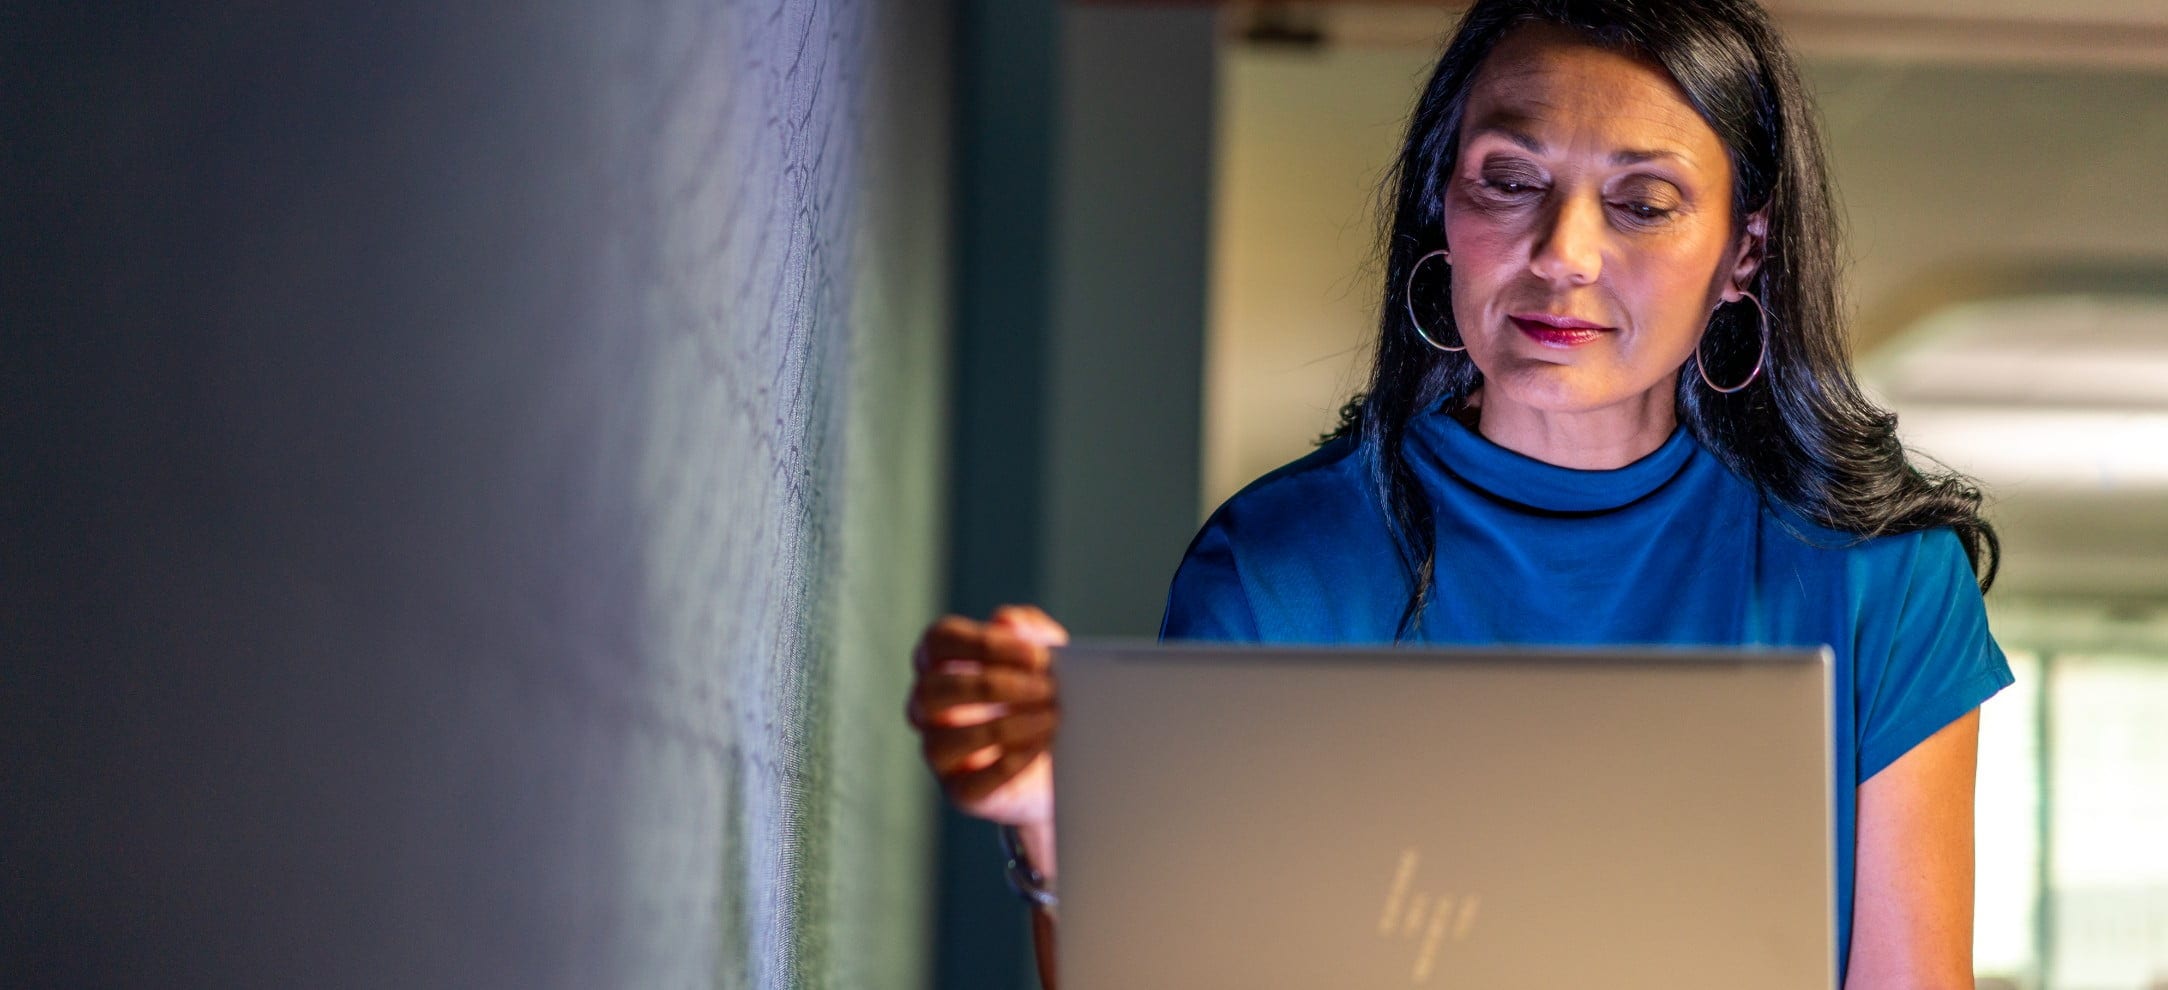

{"left": 1441, "top": 24, "right": 1765, "bottom": 417}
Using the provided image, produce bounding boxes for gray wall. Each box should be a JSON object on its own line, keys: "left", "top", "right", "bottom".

{"left": 3, "top": 2, "right": 948, "bottom": 987}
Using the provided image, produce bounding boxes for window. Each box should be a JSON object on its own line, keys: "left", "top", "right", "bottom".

{"left": 1975, "top": 607, "right": 2168, "bottom": 990}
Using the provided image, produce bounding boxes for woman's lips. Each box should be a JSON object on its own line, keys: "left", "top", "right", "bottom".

{"left": 1509, "top": 314, "right": 1612, "bottom": 347}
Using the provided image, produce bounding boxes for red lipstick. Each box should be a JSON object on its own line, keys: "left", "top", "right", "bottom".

{"left": 1508, "top": 313, "right": 1612, "bottom": 347}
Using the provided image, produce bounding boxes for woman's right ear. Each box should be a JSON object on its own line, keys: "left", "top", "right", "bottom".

{"left": 1721, "top": 208, "right": 1771, "bottom": 304}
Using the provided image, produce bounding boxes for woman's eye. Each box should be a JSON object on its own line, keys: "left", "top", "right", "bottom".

{"left": 1478, "top": 177, "right": 1540, "bottom": 196}
{"left": 1616, "top": 201, "right": 1673, "bottom": 221}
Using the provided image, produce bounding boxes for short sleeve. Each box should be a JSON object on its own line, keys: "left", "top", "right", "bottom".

{"left": 1158, "top": 513, "right": 1261, "bottom": 642}
{"left": 1853, "top": 527, "right": 2016, "bottom": 780}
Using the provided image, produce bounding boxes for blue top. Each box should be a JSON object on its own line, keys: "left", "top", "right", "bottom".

{"left": 1157, "top": 396, "right": 2014, "bottom": 979}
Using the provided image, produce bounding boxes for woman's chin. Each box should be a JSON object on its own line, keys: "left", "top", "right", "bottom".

{"left": 1478, "top": 363, "right": 1650, "bottom": 417}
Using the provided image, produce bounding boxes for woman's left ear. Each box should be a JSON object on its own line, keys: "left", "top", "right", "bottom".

{"left": 1722, "top": 208, "right": 1771, "bottom": 303}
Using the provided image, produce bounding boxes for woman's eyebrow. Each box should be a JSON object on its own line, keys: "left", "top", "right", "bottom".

{"left": 1466, "top": 122, "right": 1692, "bottom": 169}
{"left": 1466, "top": 123, "right": 1545, "bottom": 154}
{"left": 1611, "top": 147, "right": 1690, "bottom": 166}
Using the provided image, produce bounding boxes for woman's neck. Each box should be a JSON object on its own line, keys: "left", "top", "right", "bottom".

{"left": 1468, "top": 384, "right": 1678, "bottom": 470}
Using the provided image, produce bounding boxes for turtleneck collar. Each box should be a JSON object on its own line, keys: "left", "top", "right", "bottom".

{"left": 1407, "top": 395, "right": 1698, "bottom": 513}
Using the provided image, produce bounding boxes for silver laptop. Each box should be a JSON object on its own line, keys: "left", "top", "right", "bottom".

{"left": 1052, "top": 641, "right": 1834, "bottom": 989}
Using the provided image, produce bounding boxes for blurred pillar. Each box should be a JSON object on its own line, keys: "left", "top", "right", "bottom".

{"left": 941, "top": 1, "right": 1216, "bottom": 986}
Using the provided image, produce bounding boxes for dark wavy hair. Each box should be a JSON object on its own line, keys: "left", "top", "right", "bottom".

{"left": 1327, "top": 0, "right": 1999, "bottom": 638}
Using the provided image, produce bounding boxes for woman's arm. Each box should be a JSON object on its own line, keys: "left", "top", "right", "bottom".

{"left": 1844, "top": 707, "right": 1982, "bottom": 990}
{"left": 1029, "top": 902, "right": 1058, "bottom": 989}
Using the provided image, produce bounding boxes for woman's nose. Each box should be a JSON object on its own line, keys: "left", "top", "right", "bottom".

{"left": 1528, "top": 194, "right": 1603, "bottom": 287}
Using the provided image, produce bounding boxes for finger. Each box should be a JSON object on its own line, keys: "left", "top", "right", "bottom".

{"left": 913, "top": 664, "right": 1056, "bottom": 714}
{"left": 922, "top": 708, "right": 1056, "bottom": 776}
{"left": 906, "top": 661, "right": 1044, "bottom": 730}
{"left": 991, "top": 604, "right": 1070, "bottom": 647}
{"left": 921, "top": 706, "right": 1056, "bottom": 773}
{"left": 1017, "top": 603, "right": 1069, "bottom": 644}
{"left": 916, "top": 615, "right": 1048, "bottom": 672}
{"left": 950, "top": 742, "right": 1002, "bottom": 774}
{"left": 978, "top": 623, "right": 1053, "bottom": 671}
{"left": 946, "top": 746, "right": 1048, "bottom": 807}
{"left": 915, "top": 615, "right": 989, "bottom": 673}
{"left": 911, "top": 697, "right": 1055, "bottom": 733}
{"left": 909, "top": 698, "right": 1007, "bottom": 732}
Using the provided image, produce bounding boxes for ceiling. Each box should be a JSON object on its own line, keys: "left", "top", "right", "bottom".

{"left": 1206, "top": 1, "right": 2168, "bottom": 72}
{"left": 1859, "top": 296, "right": 2168, "bottom": 603}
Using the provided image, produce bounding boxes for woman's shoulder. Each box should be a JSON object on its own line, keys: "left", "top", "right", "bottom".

{"left": 1225, "top": 433, "right": 1368, "bottom": 495}
{"left": 1759, "top": 500, "right": 1982, "bottom": 594}
{"left": 1845, "top": 523, "right": 1975, "bottom": 575}
{"left": 1165, "top": 435, "right": 1406, "bottom": 641}
{"left": 1198, "top": 435, "right": 1389, "bottom": 552}
{"left": 1826, "top": 520, "right": 2007, "bottom": 779}
{"left": 1841, "top": 526, "right": 1989, "bottom": 624}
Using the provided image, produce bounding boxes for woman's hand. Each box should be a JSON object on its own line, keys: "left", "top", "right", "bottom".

{"left": 905, "top": 604, "right": 1066, "bottom": 829}
{"left": 908, "top": 605, "right": 1069, "bottom": 988}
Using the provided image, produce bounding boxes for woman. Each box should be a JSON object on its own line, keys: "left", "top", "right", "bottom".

{"left": 908, "top": 0, "right": 2010, "bottom": 986}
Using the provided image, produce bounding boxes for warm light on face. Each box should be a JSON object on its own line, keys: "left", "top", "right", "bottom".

{"left": 1441, "top": 25, "right": 1755, "bottom": 416}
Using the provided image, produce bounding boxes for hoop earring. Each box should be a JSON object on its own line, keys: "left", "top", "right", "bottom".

{"left": 1696, "top": 290, "right": 1769, "bottom": 393}
{"left": 1404, "top": 249, "right": 1465, "bottom": 353}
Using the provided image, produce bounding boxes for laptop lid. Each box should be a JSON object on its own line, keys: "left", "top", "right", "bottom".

{"left": 1052, "top": 641, "right": 1834, "bottom": 989}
